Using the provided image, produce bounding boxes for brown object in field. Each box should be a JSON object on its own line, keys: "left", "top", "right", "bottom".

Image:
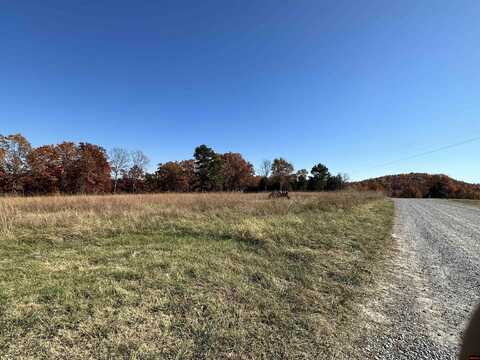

{"left": 268, "top": 190, "right": 290, "bottom": 199}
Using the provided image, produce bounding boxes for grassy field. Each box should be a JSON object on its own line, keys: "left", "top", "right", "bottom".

{"left": 0, "top": 192, "right": 393, "bottom": 359}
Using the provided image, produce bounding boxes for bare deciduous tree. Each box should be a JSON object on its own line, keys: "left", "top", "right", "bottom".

{"left": 130, "top": 150, "right": 150, "bottom": 192}
{"left": 258, "top": 159, "right": 272, "bottom": 191}
{"left": 109, "top": 148, "right": 131, "bottom": 193}
{"left": 131, "top": 150, "right": 149, "bottom": 172}
{"left": 259, "top": 159, "right": 271, "bottom": 178}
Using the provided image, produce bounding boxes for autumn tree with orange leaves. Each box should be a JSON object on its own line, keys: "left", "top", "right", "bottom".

{"left": 74, "top": 143, "right": 112, "bottom": 194}
{"left": 0, "top": 134, "right": 112, "bottom": 195}
{"left": 156, "top": 161, "right": 190, "bottom": 192}
{"left": 27, "top": 145, "right": 62, "bottom": 194}
{"left": 221, "top": 152, "right": 255, "bottom": 191}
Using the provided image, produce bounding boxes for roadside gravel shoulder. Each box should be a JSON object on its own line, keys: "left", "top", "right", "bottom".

{"left": 353, "top": 199, "right": 480, "bottom": 360}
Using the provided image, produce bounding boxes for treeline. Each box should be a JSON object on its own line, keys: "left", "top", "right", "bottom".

{"left": 0, "top": 133, "right": 347, "bottom": 195}
{"left": 351, "top": 173, "right": 480, "bottom": 199}
{"left": 0, "top": 134, "right": 111, "bottom": 194}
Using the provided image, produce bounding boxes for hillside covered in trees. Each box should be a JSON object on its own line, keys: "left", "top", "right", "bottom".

{"left": 0, "top": 133, "right": 347, "bottom": 195}
{"left": 351, "top": 173, "right": 480, "bottom": 199}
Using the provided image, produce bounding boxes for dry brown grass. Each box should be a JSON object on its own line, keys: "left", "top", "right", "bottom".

{"left": 0, "top": 191, "right": 382, "bottom": 241}
{"left": 0, "top": 191, "right": 392, "bottom": 359}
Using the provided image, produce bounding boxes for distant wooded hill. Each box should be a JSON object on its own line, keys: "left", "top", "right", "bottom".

{"left": 350, "top": 173, "right": 480, "bottom": 199}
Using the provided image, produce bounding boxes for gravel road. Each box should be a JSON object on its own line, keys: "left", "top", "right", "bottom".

{"left": 358, "top": 199, "right": 480, "bottom": 359}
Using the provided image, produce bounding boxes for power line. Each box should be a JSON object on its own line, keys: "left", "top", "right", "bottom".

{"left": 352, "top": 135, "right": 480, "bottom": 176}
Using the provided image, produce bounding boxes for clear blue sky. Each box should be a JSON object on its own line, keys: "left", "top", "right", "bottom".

{"left": 1, "top": 0, "right": 479, "bottom": 182}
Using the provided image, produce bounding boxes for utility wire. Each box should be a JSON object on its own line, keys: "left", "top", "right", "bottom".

{"left": 351, "top": 135, "right": 480, "bottom": 177}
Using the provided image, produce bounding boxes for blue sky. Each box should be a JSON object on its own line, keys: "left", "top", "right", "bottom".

{"left": 1, "top": 0, "right": 479, "bottom": 182}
